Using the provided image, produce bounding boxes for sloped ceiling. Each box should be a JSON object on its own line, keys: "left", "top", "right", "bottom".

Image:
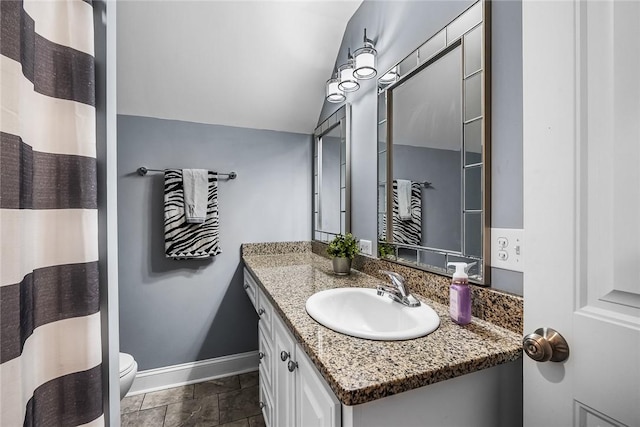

{"left": 117, "top": 1, "right": 362, "bottom": 135}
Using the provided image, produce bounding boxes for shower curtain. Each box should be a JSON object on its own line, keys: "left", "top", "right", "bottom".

{"left": 1, "top": 1, "right": 103, "bottom": 426}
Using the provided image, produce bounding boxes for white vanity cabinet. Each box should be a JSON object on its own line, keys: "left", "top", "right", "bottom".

{"left": 295, "top": 341, "right": 341, "bottom": 427}
{"left": 243, "top": 267, "right": 521, "bottom": 427}
{"left": 244, "top": 269, "right": 340, "bottom": 427}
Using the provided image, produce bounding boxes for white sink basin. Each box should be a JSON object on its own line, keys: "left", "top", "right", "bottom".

{"left": 305, "top": 288, "right": 440, "bottom": 341}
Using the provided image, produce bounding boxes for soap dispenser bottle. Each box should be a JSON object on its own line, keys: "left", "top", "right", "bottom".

{"left": 447, "top": 262, "right": 475, "bottom": 325}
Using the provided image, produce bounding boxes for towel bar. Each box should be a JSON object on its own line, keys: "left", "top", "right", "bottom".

{"left": 137, "top": 167, "right": 237, "bottom": 180}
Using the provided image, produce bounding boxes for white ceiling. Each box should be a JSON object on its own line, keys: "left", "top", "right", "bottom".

{"left": 116, "top": 1, "right": 362, "bottom": 135}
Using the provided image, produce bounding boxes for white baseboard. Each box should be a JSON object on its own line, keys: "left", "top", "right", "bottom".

{"left": 127, "top": 351, "right": 259, "bottom": 396}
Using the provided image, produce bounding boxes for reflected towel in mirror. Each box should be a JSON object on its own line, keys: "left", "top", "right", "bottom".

{"left": 381, "top": 180, "right": 422, "bottom": 245}
{"left": 396, "top": 179, "right": 412, "bottom": 220}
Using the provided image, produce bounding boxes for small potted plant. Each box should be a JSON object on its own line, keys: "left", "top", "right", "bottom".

{"left": 327, "top": 233, "right": 359, "bottom": 275}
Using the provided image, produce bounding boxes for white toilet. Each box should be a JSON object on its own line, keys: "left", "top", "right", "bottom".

{"left": 119, "top": 352, "right": 138, "bottom": 399}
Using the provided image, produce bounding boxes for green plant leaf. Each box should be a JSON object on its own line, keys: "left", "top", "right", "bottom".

{"left": 326, "top": 233, "right": 359, "bottom": 259}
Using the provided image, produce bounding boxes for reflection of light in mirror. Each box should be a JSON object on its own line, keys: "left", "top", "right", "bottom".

{"left": 380, "top": 67, "right": 399, "bottom": 84}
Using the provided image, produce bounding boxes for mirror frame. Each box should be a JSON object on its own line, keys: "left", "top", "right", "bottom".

{"left": 377, "top": 0, "right": 491, "bottom": 284}
{"left": 313, "top": 104, "right": 351, "bottom": 242}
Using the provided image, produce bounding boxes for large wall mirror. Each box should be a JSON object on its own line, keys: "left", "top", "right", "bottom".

{"left": 377, "top": 1, "right": 490, "bottom": 283}
{"left": 313, "top": 105, "right": 351, "bottom": 242}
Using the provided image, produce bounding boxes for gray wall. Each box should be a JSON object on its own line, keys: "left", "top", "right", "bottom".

{"left": 320, "top": 0, "right": 523, "bottom": 295}
{"left": 489, "top": 0, "right": 523, "bottom": 295}
{"left": 117, "top": 115, "right": 311, "bottom": 370}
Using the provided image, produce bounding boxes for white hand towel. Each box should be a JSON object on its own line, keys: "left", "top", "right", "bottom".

{"left": 396, "top": 179, "right": 412, "bottom": 221}
{"left": 182, "top": 169, "right": 209, "bottom": 224}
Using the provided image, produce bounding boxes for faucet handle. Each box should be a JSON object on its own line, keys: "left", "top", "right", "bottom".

{"left": 379, "top": 270, "right": 405, "bottom": 284}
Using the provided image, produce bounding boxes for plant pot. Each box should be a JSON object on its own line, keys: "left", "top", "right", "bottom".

{"left": 332, "top": 257, "right": 352, "bottom": 275}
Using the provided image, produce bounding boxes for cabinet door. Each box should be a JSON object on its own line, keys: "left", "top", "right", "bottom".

{"left": 273, "top": 315, "right": 296, "bottom": 427}
{"left": 295, "top": 345, "right": 341, "bottom": 427}
{"left": 258, "top": 322, "right": 274, "bottom": 396}
{"left": 259, "top": 379, "right": 274, "bottom": 427}
{"left": 243, "top": 268, "right": 258, "bottom": 309}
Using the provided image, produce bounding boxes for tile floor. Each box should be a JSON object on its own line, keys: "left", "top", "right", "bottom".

{"left": 121, "top": 371, "right": 265, "bottom": 427}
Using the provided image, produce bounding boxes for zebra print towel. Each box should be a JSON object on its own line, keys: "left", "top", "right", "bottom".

{"left": 384, "top": 180, "right": 422, "bottom": 245}
{"left": 164, "top": 169, "right": 221, "bottom": 258}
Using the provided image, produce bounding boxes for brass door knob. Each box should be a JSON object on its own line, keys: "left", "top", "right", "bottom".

{"left": 523, "top": 327, "right": 569, "bottom": 362}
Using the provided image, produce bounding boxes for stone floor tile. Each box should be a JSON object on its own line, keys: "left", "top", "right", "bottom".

{"left": 164, "top": 395, "right": 219, "bottom": 427}
{"left": 239, "top": 371, "right": 259, "bottom": 389}
{"left": 218, "top": 386, "right": 261, "bottom": 424}
{"left": 219, "top": 419, "right": 249, "bottom": 427}
{"left": 248, "top": 414, "right": 266, "bottom": 427}
{"left": 194, "top": 375, "right": 241, "bottom": 398}
{"left": 121, "top": 406, "right": 167, "bottom": 427}
{"left": 120, "top": 394, "right": 144, "bottom": 414}
{"left": 140, "top": 385, "right": 195, "bottom": 410}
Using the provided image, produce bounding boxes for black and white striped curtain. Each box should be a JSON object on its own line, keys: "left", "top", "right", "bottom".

{"left": 1, "top": 1, "right": 103, "bottom": 425}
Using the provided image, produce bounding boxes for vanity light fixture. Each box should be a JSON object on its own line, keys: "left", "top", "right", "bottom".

{"left": 353, "top": 28, "right": 377, "bottom": 80}
{"left": 326, "top": 67, "right": 346, "bottom": 103}
{"left": 338, "top": 49, "right": 360, "bottom": 92}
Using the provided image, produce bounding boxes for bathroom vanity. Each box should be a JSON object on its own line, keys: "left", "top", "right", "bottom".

{"left": 242, "top": 243, "right": 522, "bottom": 427}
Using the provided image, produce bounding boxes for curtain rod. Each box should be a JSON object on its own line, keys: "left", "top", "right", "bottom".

{"left": 137, "top": 167, "right": 237, "bottom": 180}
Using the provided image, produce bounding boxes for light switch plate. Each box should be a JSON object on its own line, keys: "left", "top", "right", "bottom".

{"left": 490, "top": 228, "right": 524, "bottom": 272}
{"left": 358, "top": 239, "right": 372, "bottom": 256}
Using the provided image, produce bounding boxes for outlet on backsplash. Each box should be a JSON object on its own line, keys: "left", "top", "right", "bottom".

{"left": 491, "top": 228, "right": 524, "bottom": 272}
{"left": 358, "top": 239, "right": 372, "bottom": 256}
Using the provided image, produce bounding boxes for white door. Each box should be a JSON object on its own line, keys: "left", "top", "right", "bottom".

{"left": 523, "top": 1, "right": 640, "bottom": 426}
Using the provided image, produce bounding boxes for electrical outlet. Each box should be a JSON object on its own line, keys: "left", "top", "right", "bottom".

{"left": 491, "top": 228, "right": 524, "bottom": 272}
{"left": 358, "top": 239, "right": 372, "bottom": 256}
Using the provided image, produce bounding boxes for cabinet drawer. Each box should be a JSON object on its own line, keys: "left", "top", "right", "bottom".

{"left": 258, "top": 322, "right": 274, "bottom": 394}
{"left": 243, "top": 268, "right": 258, "bottom": 310}
{"left": 256, "top": 287, "right": 273, "bottom": 337}
{"left": 259, "top": 378, "right": 274, "bottom": 427}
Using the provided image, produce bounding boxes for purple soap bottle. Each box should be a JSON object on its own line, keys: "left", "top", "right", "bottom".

{"left": 447, "top": 262, "right": 475, "bottom": 325}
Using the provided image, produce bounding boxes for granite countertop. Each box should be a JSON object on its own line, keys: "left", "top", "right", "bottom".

{"left": 243, "top": 249, "right": 522, "bottom": 406}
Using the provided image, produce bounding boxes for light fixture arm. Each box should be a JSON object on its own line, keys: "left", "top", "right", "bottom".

{"left": 363, "top": 28, "right": 374, "bottom": 46}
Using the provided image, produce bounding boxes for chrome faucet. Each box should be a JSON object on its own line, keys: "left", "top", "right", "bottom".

{"left": 377, "top": 270, "right": 421, "bottom": 307}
